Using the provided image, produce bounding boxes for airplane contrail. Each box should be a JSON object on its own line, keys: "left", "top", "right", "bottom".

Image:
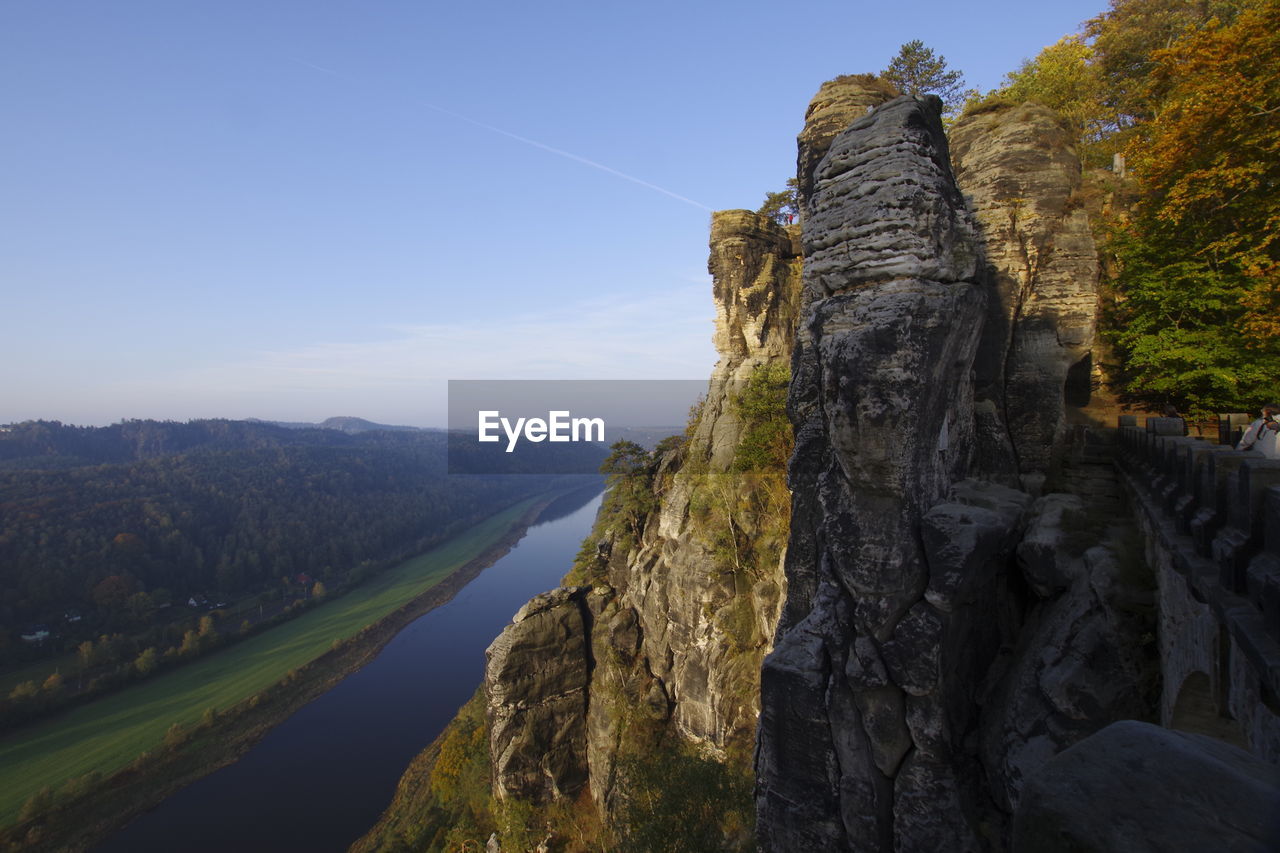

{"left": 287, "top": 57, "right": 713, "bottom": 212}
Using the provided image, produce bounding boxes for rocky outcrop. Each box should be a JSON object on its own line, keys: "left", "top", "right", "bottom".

{"left": 605, "top": 210, "right": 799, "bottom": 756}
{"left": 485, "top": 587, "right": 593, "bottom": 802}
{"left": 483, "top": 211, "right": 802, "bottom": 813}
{"left": 695, "top": 210, "right": 802, "bottom": 469}
{"left": 755, "top": 89, "right": 1154, "bottom": 851}
{"left": 756, "top": 94, "right": 1031, "bottom": 851}
{"left": 1013, "top": 721, "right": 1280, "bottom": 852}
{"left": 796, "top": 74, "right": 898, "bottom": 203}
{"left": 981, "top": 512, "right": 1156, "bottom": 813}
{"left": 951, "top": 103, "right": 1100, "bottom": 488}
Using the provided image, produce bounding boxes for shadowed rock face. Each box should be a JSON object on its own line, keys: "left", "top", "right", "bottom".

{"left": 1013, "top": 721, "right": 1280, "bottom": 852}
{"left": 951, "top": 103, "right": 1100, "bottom": 487}
{"left": 757, "top": 95, "right": 1028, "bottom": 851}
{"left": 756, "top": 90, "right": 1157, "bottom": 852}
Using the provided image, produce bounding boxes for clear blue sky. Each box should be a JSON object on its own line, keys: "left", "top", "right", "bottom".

{"left": 1, "top": 0, "right": 1105, "bottom": 427}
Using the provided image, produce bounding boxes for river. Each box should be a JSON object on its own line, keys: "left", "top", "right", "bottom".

{"left": 95, "top": 486, "right": 604, "bottom": 853}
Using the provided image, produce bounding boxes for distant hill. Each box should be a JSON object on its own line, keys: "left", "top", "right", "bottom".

{"left": 247, "top": 417, "right": 426, "bottom": 434}
{"left": 0, "top": 419, "right": 601, "bottom": 658}
{"left": 0, "top": 418, "right": 441, "bottom": 470}
{"left": 604, "top": 426, "right": 684, "bottom": 450}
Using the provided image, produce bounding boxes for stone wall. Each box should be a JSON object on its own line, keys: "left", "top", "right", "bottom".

{"left": 1116, "top": 425, "right": 1280, "bottom": 760}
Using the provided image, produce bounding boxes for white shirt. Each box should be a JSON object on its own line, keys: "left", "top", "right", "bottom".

{"left": 1237, "top": 417, "right": 1280, "bottom": 460}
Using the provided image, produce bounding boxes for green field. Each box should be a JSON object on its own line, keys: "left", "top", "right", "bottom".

{"left": 0, "top": 496, "right": 541, "bottom": 825}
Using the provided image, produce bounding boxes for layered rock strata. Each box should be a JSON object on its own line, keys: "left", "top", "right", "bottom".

{"left": 757, "top": 93, "right": 1023, "bottom": 851}
{"left": 756, "top": 91, "right": 1148, "bottom": 851}
{"left": 950, "top": 103, "right": 1100, "bottom": 488}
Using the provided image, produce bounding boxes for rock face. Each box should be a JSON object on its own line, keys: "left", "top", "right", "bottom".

{"left": 483, "top": 210, "right": 802, "bottom": 812}
{"left": 757, "top": 94, "right": 1028, "bottom": 851}
{"left": 756, "top": 91, "right": 1146, "bottom": 852}
{"left": 616, "top": 211, "right": 800, "bottom": 754}
{"left": 950, "top": 103, "right": 1100, "bottom": 487}
{"left": 485, "top": 587, "right": 593, "bottom": 802}
{"left": 697, "top": 210, "right": 802, "bottom": 469}
{"left": 796, "top": 74, "right": 899, "bottom": 203}
{"left": 1013, "top": 721, "right": 1280, "bottom": 852}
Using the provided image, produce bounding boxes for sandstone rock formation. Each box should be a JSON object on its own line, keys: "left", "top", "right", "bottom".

{"left": 485, "top": 587, "right": 593, "bottom": 802}
{"left": 757, "top": 94, "right": 1027, "bottom": 851}
{"left": 796, "top": 74, "right": 898, "bottom": 204}
{"left": 756, "top": 90, "right": 1151, "bottom": 851}
{"left": 1013, "top": 721, "right": 1280, "bottom": 852}
{"left": 950, "top": 103, "right": 1100, "bottom": 489}
{"left": 483, "top": 210, "right": 802, "bottom": 813}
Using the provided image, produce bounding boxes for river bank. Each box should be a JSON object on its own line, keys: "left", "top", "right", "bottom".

{"left": 1, "top": 486, "right": 594, "bottom": 853}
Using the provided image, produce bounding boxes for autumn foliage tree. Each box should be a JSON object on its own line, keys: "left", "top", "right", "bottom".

{"left": 1106, "top": 0, "right": 1280, "bottom": 415}
{"left": 966, "top": 0, "right": 1279, "bottom": 415}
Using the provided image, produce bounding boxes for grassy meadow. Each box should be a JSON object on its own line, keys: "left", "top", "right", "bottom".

{"left": 0, "top": 496, "right": 540, "bottom": 825}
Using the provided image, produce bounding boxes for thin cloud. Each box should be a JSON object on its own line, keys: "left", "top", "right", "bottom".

{"left": 287, "top": 56, "right": 713, "bottom": 212}
{"left": 160, "top": 289, "right": 717, "bottom": 422}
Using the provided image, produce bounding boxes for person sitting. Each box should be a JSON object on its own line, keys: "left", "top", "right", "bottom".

{"left": 1163, "top": 404, "right": 1188, "bottom": 435}
{"left": 1236, "top": 404, "right": 1280, "bottom": 459}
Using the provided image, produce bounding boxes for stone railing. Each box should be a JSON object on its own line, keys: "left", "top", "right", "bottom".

{"left": 1115, "top": 422, "right": 1280, "bottom": 760}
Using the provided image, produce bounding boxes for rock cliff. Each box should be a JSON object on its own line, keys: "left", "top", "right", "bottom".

{"left": 950, "top": 103, "right": 1100, "bottom": 488}
{"left": 372, "top": 74, "right": 1278, "bottom": 853}
{"left": 755, "top": 89, "right": 1158, "bottom": 851}
{"left": 483, "top": 209, "right": 802, "bottom": 818}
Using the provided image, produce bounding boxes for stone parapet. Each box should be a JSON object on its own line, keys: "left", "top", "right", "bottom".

{"left": 1116, "top": 425, "right": 1280, "bottom": 759}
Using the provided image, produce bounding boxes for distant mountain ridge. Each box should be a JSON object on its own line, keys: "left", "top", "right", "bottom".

{"left": 0, "top": 418, "right": 425, "bottom": 469}
{"left": 250, "top": 416, "right": 426, "bottom": 434}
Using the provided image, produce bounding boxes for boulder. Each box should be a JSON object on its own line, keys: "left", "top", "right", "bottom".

{"left": 1013, "top": 720, "right": 1280, "bottom": 852}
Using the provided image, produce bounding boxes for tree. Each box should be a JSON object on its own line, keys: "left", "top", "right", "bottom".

{"left": 311, "top": 580, "right": 327, "bottom": 598}
{"left": 882, "top": 40, "right": 966, "bottom": 112}
{"left": 757, "top": 178, "right": 800, "bottom": 224}
{"left": 17, "top": 786, "right": 55, "bottom": 824}
{"left": 1106, "top": 0, "right": 1280, "bottom": 415}
{"left": 600, "top": 441, "right": 657, "bottom": 544}
{"left": 987, "top": 35, "right": 1109, "bottom": 158}
{"left": 134, "top": 646, "right": 158, "bottom": 675}
{"left": 8, "top": 680, "right": 38, "bottom": 702}
{"left": 1085, "top": 0, "right": 1238, "bottom": 129}
{"left": 76, "top": 640, "right": 98, "bottom": 671}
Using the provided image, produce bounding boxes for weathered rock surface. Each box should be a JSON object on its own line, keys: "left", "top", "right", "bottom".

{"left": 1013, "top": 720, "right": 1280, "bottom": 852}
{"left": 982, "top": 523, "right": 1155, "bottom": 813}
{"left": 951, "top": 103, "right": 1100, "bottom": 484}
{"left": 616, "top": 210, "right": 799, "bottom": 761}
{"left": 485, "top": 586, "right": 592, "bottom": 802}
{"left": 796, "top": 74, "right": 898, "bottom": 203}
{"left": 696, "top": 210, "right": 802, "bottom": 470}
{"left": 757, "top": 94, "right": 1032, "bottom": 851}
{"left": 485, "top": 210, "right": 801, "bottom": 813}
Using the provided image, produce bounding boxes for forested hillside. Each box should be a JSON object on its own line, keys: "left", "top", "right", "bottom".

{"left": 0, "top": 420, "right": 597, "bottom": 668}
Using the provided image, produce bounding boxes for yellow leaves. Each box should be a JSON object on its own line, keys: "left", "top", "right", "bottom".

{"left": 1126, "top": 0, "right": 1280, "bottom": 262}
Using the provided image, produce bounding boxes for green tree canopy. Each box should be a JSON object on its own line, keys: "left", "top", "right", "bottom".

{"left": 882, "top": 40, "right": 966, "bottom": 111}
{"left": 1105, "top": 0, "right": 1280, "bottom": 416}
{"left": 757, "top": 178, "right": 800, "bottom": 223}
